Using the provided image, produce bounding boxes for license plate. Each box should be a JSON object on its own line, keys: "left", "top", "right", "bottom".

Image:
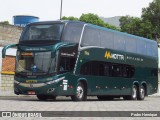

{"left": 28, "top": 91, "right": 35, "bottom": 95}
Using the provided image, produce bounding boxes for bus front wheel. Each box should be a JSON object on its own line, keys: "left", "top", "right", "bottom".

{"left": 71, "top": 82, "right": 87, "bottom": 101}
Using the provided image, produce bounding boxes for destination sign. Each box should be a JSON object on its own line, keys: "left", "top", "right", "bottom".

{"left": 25, "top": 48, "right": 47, "bottom": 51}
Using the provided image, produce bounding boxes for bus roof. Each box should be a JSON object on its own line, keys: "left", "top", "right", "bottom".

{"left": 26, "top": 20, "right": 157, "bottom": 58}
{"left": 87, "top": 23, "right": 156, "bottom": 43}
{"left": 27, "top": 20, "right": 85, "bottom": 26}
{"left": 29, "top": 20, "right": 156, "bottom": 42}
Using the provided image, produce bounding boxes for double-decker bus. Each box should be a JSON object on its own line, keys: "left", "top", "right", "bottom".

{"left": 2, "top": 20, "right": 158, "bottom": 101}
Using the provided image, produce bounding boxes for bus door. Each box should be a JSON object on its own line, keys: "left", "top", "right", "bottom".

{"left": 57, "top": 46, "right": 78, "bottom": 74}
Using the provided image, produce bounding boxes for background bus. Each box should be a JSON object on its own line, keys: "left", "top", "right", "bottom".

{"left": 2, "top": 20, "right": 158, "bottom": 101}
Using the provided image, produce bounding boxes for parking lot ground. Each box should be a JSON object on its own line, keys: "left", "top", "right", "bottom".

{"left": 0, "top": 96, "right": 160, "bottom": 120}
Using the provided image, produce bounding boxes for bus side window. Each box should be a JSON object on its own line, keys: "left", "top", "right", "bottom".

{"left": 111, "top": 64, "right": 123, "bottom": 77}
{"left": 80, "top": 62, "right": 91, "bottom": 75}
{"left": 130, "top": 66, "right": 135, "bottom": 77}
{"left": 99, "top": 63, "right": 104, "bottom": 76}
{"left": 123, "top": 65, "right": 127, "bottom": 77}
{"left": 91, "top": 61, "right": 100, "bottom": 76}
{"left": 81, "top": 61, "right": 104, "bottom": 76}
{"left": 59, "top": 57, "right": 76, "bottom": 73}
{"left": 80, "top": 61, "right": 135, "bottom": 78}
{"left": 151, "top": 68, "right": 158, "bottom": 76}
{"left": 123, "top": 65, "right": 135, "bottom": 78}
{"left": 104, "top": 63, "right": 110, "bottom": 76}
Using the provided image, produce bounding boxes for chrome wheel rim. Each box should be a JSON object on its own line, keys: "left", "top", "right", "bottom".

{"left": 140, "top": 87, "right": 145, "bottom": 98}
{"left": 132, "top": 86, "right": 137, "bottom": 99}
{"left": 76, "top": 86, "right": 84, "bottom": 99}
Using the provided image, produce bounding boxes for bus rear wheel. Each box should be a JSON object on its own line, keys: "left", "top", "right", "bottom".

{"left": 71, "top": 82, "right": 87, "bottom": 101}
{"left": 131, "top": 85, "right": 138, "bottom": 100}
{"left": 123, "top": 85, "right": 137, "bottom": 100}
{"left": 137, "top": 85, "right": 145, "bottom": 100}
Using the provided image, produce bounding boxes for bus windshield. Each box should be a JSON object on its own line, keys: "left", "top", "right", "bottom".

{"left": 21, "top": 24, "right": 64, "bottom": 41}
{"left": 16, "top": 51, "right": 56, "bottom": 76}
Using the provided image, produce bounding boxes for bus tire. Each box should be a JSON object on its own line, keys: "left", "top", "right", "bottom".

{"left": 124, "top": 85, "right": 138, "bottom": 100}
{"left": 71, "top": 82, "right": 87, "bottom": 101}
{"left": 137, "top": 85, "right": 145, "bottom": 100}
{"left": 130, "top": 85, "right": 138, "bottom": 100}
{"left": 37, "top": 95, "right": 49, "bottom": 101}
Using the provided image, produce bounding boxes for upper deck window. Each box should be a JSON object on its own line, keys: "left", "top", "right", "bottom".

{"left": 62, "top": 22, "right": 83, "bottom": 43}
{"left": 21, "top": 24, "right": 64, "bottom": 41}
{"left": 81, "top": 26, "right": 100, "bottom": 47}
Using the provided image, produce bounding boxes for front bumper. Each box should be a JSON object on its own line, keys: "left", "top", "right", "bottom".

{"left": 14, "top": 77, "right": 74, "bottom": 96}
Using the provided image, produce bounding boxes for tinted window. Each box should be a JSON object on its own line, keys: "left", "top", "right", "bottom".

{"left": 21, "top": 24, "right": 64, "bottom": 41}
{"left": 123, "top": 65, "right": 135, "bottom": 78}
{"left": 137, "top": 39, "right": 146, "bottom": 55}
{"left": 80, "top": 61, "right": 135, "bottom": 78}
{"left": 151, "top": 42, "right": 158, "bottom": 57}
{"left": 81, "top": 26, "right": 100, "bottom": 47}
{"left": 113, "top": 33, "right": 125, "bottom": 51}
{"left": 111, "top": 64, "right": 123, "bottom": 77}
{"left": 16, "top": 51, "right": 56, "bottom": 77}
{"left": 80, "top": 24, "right": 157, "bottom": 58}
{"left": 58, "top": 57, "right": 76, "bottom": 73}
{"left": 125, "top": 37, "right": 137, "bottom": 53}
{"left": 146, "top": 42, "right": 152, "bottom": 56}
{"left": 62, "top": 23, "right": 83, "bottom": 43}
{"left": 100, "top": 30, "right": 114, "bottom": 49}
{"left": 80, "top": 61, "right": 104, "bottom": 76}
{"left": 104, "top": 63, "right": 111, "bottom": 76}
{"left": 151, "top": 68, "right": 158, "bottom": 76}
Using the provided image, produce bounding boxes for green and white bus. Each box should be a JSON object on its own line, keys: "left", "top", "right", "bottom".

{"left": 2, "top": 20, "right": 158, "bottom": 101}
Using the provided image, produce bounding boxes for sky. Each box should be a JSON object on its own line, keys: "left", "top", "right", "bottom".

{"left": 0, "top": 0, "right": 153, "bottom": 24}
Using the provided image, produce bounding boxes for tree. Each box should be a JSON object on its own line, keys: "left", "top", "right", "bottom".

{"left": 119, "top": 16, "right": 141, "bottom": 35}
{"left": 142, "top": 0, "right": 160, "bottom": 27}
{"left": 141, "top": 0, "right": 160, "bottom": 39}
{"left": 119, "top": 0, "right": 160, "bottom": 40}
{"left": 139, "top": 20, "right": 153, "bottom": 39}
{"left": 119, "top": 16, "right": 133, "bottom": 32}
{"left": 104, "top": 22, "right": 119, "bottom": 31}
{"left": 0, "top": 21, "right": 9, "bottom": 25}
{"left": 119, "top": 15, "right": 154, "bottom": 39}
{"left": 79, "top": 13, "right": 104, "bottom": 27}
{"left": 119, "top": 16, "right": 154, "bottom": 39}
{"left": 61, "top": 16, "right": 79, "bottom": 21}
{"left": 79, "top": 13, "right": 119, "bottom": 30}
{"left": 61, "top": 13, "right": 119, "bottom": 30}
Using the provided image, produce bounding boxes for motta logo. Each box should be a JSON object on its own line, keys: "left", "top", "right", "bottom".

{"left": 104, "top": 51, "right": 124, "bottom": 60}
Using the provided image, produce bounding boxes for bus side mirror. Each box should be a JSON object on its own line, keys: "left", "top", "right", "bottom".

{"left": 2, "top": 44, "right": 18, "bottom": 58}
